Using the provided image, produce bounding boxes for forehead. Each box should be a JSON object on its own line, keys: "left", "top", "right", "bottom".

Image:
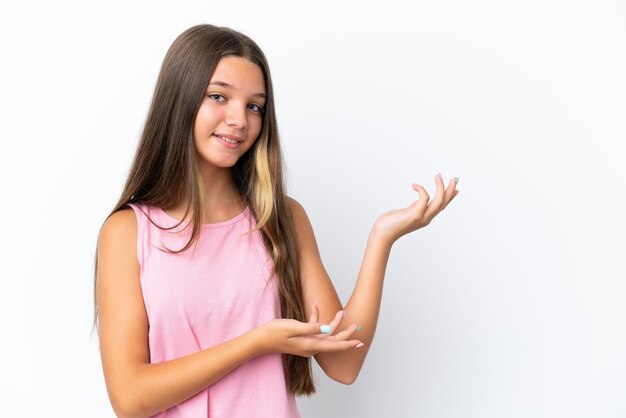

{"left": 209, "top": 56, "right": 266, "bottom": 96}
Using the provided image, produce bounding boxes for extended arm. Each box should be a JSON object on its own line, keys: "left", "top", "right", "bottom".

{"left": 293, "top": 174, "right": 459, "bottom": 384}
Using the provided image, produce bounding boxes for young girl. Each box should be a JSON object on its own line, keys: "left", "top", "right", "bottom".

{"left": 94, "top": 24, "right": 459, "bottom": 418}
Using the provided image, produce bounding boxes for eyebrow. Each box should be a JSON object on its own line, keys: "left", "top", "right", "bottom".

{"left": 208, "top": 81, "right": 266, "bottom": 99}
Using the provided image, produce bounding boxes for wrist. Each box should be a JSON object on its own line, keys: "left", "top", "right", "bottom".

{"left": 369, "top": 223, "right": 396, "bottom": 249}
{"left": 249, "top": 322, "right": 272, "bottom": 357}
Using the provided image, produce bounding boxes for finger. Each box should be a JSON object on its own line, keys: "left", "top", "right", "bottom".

{"left": 324, "top": 309, "right": 346, "bottom": 334}
{"left": 441, "top": 178, "right": 460, "bottom": 211}
{"left": 423, "top": 173, "right": 446, "bottom": 220}
{"left": 410, "top": 183, "right": 430, "bottom": 216}
{"left": 308, "top": 302, "right": 319, "bottom": 323}
{"left": 286, "top": 319, "right": 331, "bottom": 336}
{"left": 328, "top": 323, "right": 360, "bottom": 341}
{"left": 442, "top": 188, "right": 459, "bottom": 210}
{"left": 311, "top": 338, "right": 364, "bottom": 353}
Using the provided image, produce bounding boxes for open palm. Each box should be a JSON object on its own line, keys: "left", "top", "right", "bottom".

{"left": 374, "top": 174, "right": 459, "bottom": 244}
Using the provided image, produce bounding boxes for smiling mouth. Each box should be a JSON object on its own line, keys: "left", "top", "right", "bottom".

{"left": 213, "top": 134, "right": 242, "bottom": 144}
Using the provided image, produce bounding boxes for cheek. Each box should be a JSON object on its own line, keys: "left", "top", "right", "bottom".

{"left": 192, "top": 124, "right": 202, "bottom": 149}
{"left": 243, "top": 133, "right": 261, "bottom": 154}
{"left": 192, "top": 114, "right": 203, "bottom": 139}
{"left": 194, "top": 105, "right": 217, "bottom": 131}
{"left": 251, "top": 117, "right": 263, "bottom": 137}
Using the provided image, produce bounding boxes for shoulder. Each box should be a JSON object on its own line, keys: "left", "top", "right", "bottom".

{"left": 98, "top": 207, "right": 139, "bottom": 263}
{"left": 97, "top": 208, "right": 140, "bottom": 295}
{"left": 99, "top": 207, "right": 137, "bottom": 242}
{"left": 286, "top": 195, "right": 311, "bottom": 227}
{"left": 286, "top": 195, "right": 304, "bottom": 215}
{"left": 285, "top": 196, "right": 320, "bottom": 248}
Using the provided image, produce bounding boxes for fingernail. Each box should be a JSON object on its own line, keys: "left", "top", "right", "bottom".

{"left": 320, "top": 325, "right": 331, "bottom": 334}
{"left": 437, "top": 173, "right": 443, "bottom": 180}
{"left": 355, "top": 325, "right": 362, "bottom": 333}
{"left": 356, "top": 343, "right": 364, "bottom": 348}
{"left": 455, "top": 177, "right": 460, "bottom": 185}
{"left": 314, "top": 302, "right": 319, "bottom": 310}
{"left": 341, "top": 311, "right": 346, "bottom": 318}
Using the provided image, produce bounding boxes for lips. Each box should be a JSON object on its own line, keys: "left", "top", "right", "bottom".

{"left": 213, "top": 133, "right": 242, "bottom": 143}
{"left": 213, "top": 134, "right": 243, "bottom": 148}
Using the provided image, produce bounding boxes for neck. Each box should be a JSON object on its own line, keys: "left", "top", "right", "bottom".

{"left": 198, "top": 165, "right": 240, "bottom": 205}
{"left": 166, "top": 164, "right": 245, "bottom": 224}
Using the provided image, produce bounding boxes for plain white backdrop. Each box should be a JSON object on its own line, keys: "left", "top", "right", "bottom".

{"left": 1, "top": 0, "right": 625, "bottom": 416}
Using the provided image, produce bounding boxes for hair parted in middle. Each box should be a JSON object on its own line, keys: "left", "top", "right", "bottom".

{"left": 91, "top": 24, "right": 315, "bottom": 395}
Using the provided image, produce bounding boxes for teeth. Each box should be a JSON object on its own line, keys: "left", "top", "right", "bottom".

{"left": 216, "top": 135, "right": 239, "bottom": 144}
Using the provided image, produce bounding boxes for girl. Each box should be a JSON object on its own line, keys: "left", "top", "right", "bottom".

{"left": 94, "top": 24, "right": 459, "bottom": 418}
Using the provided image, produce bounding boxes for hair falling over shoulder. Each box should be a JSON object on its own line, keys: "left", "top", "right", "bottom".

{"left": 92, "top": 24, "right": 315, "bottom": 395}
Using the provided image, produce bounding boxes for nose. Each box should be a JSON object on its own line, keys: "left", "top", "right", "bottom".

{"left": 225, "top": 102, "right": 247, "bottom": 130}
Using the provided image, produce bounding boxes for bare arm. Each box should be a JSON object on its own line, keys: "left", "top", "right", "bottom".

{"left": 292, "top": 175, "right": 459, "bottom": 384}
{"left": 97, "top": 208, "right": 362, "bottom": 418}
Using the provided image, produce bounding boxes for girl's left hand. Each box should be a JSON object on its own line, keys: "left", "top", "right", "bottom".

{"left": 373, "top": 174, "right": 459, "bottom": 245}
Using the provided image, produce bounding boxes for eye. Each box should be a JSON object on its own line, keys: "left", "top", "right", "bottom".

{"left": 207, "top": 94, "right": 226, "bottom": 102}
{"left": 248, "top": 103, "right": 265, "bottom": 113}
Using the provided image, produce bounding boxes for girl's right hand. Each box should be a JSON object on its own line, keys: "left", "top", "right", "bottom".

{"left": 255, "top": 307, "right": 363, "bottom": 358}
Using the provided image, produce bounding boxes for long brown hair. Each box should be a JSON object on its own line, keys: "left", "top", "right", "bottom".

{"left": 92, "top": 24, "right": 315, "bottom": 395}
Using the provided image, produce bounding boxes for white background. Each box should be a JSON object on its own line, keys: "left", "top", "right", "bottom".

{"left": 1, "top": 0, "right": 625, "bottom": 417}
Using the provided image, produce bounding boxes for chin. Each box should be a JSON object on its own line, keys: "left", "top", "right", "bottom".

{"left": 205, "top": 158, "right": 240, "bottom": 169}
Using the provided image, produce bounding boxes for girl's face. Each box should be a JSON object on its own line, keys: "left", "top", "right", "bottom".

{"left": 193, "top": 55, "right": 266, "bottom": 172}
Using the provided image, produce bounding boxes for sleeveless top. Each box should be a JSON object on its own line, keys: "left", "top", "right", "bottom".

{"left": 127, "top": 203, "right": 300, "bottom": 418}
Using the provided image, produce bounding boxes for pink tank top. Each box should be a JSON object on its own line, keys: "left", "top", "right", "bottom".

{"left": 127, "top": 203, "right": 300, "bottom": 418}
